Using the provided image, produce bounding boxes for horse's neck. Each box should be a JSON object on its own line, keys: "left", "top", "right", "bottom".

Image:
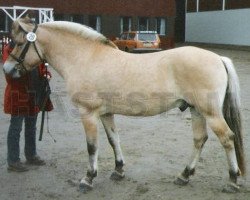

{"left": 42, "top": 31, "right": 97, "bottom": 79}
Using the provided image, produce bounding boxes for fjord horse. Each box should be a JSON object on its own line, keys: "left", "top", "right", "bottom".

{"left": 3, "top": 17, "right": 245, "bottom": 193}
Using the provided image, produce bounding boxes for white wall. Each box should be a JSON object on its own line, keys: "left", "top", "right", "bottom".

{"left": 186, "top": 9, "right": 250, "bottom": 46}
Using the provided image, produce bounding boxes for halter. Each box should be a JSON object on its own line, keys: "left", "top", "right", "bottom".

{"left": 9, "top": 23, "right": 45, "bottom": 75}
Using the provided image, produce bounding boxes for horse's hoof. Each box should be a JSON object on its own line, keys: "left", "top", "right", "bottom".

{"left": 79, "top": 180, "right": 93, "bottom": 193}
{"left": 222, "top": 183, "right": 240, "bottom": 193}
{"left": 110, "top": 171, "right": 125, "bottom": 181}
{"left": 174, "top": 177, "right": 189, "bottom": 186}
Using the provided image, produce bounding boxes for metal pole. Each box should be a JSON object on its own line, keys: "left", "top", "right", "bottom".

{"left": 185, "top": 0, "right": 187, "bottom": 42}
{"left": 197, "top": 0, "right": 199, "bottom": 12}
{"left": 222, "top": 0, "right": 226, "bottom": 11}
{"left": 13, "top": 8, "right": 16, "bottom": 20}
{"left": 17, "top": 9, "right": 28, "bottom": 19}
{"left": 1, "top": 6, "right": 54, "bottom": 24}
{"left": 5, "top": 14, "right": 8, "bottom": 31}
{"left": 50, "top": 10, "right": 54, "bottom": 21}
{"left": 39, "top": 9, "right": 42, "bottom": 24}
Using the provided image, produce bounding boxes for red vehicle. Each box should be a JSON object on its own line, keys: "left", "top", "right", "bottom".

{"left": 114, "top": 31, "right": 162, "bottom": 53}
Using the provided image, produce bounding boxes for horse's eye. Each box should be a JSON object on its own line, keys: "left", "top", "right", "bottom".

{"left": 16, "top": 44, "right": 24, "bottom": 50}
{"left": 17, "top": 43, "right": 23, "bottom": 47}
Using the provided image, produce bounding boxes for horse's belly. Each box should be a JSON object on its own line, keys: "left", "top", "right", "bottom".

{"left": 100, "top": 98, "right": 178, "bottom": 116}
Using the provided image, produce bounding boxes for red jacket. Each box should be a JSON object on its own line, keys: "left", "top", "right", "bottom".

{"left": 3, "top": 44, "right": 53, "bottom": 116}
{"left": 2, "top": 43, "right": 11, "bottom": 62}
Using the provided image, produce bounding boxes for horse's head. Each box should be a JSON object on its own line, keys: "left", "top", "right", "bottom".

{"left": 3, "top": 16, "right": 45, "bottom": 78}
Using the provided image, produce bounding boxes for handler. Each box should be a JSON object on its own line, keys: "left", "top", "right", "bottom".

{"left": 3, "top": 40, "right": 53, "bottom": 172}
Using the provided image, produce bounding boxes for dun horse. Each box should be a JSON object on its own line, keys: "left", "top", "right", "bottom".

{"left": 3, "top": 17, "right": 245, "bottom": 193}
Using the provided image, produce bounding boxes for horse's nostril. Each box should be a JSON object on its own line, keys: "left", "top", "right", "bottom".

{"left": 3, "top": 63, "right": 17, "bottom": 76}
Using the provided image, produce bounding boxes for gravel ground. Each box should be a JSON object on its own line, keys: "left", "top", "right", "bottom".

{"left": 0, "top": 46, "right": 250, "bottom": 200}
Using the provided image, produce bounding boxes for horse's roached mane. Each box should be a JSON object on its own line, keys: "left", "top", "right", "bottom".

{"left": 42, "top": 21, "right": 117, "bottom": 48}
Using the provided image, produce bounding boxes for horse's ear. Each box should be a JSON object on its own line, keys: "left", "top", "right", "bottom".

{"left": 11, "top": 17, "right": 34, "bottom": 44}
{"left": 17, "top": 16, "right": 35, "bottom": 33}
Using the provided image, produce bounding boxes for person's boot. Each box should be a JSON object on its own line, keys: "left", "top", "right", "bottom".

{"left": 26, "top": 155, "right": 46, "bottom": 166}
{"left": 8, "top": 161, "right": 29, "bottom": 172}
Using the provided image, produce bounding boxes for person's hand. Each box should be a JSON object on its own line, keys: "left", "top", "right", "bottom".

{"left": 44, "top": 74, "right": 51, "bottom": 80}
{"left": 44, "top": 63, "right": 51, "bottom": 80}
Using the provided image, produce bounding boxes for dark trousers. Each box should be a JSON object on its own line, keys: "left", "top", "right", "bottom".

{"left": 7, "top": 114, "right": 38, "bottom": 165}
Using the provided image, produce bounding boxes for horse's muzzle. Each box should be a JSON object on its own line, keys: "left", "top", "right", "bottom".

{"left": 3, "top": 61, "right": 21, "bottom": 78}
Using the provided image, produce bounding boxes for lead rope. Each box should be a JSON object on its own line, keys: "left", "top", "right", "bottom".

{"left": 45, "top": 63, "right": 56, "bottom": 143}
{"left": 39, "top": 63, "right": 56, "bottom": 143}
{"left": 46, "top": 111, "right": 56, "bottom": 143}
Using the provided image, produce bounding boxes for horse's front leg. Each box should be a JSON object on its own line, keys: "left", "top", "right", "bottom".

{"left": 79, "top": 113, "right": 99, "bottom": 192}
{"left": 100, "top": 114, "right": 125, "bottom": 180}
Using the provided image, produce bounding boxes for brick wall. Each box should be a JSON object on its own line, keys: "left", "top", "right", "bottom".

{"left": 0, "top": 0, "right": 176, "bottom": 49}
{"left": 0, "top": 0, "right": 175, "bottom": 17}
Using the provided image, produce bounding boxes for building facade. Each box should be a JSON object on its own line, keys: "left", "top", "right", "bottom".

{"left": 0, "top": 0, "right": 176, "bottom": 48}
{"left": 187, "top": 0, "right": 250, "bottom": 12}
{"left": 186, "top": 0, "right": 250, "bottom": 46}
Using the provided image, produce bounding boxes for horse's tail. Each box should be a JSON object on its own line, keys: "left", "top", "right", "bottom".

{"left": 221, "top": 56, "right": 246, "bottom": 176}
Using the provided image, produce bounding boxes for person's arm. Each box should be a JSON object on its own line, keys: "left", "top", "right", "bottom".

{"left": 2, "top": 44, "right": 13, "bottom": 63}
{"left": 3, "top": 44, "right": 20, "bottom": 83}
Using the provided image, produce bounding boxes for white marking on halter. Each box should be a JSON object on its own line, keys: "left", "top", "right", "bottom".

{"left": 26, "top": 32, "right": 37, "bottom": 42}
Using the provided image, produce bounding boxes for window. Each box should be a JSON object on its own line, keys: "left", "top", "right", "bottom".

{"left": 54, "top": 14, "right": 64, "bottom": 21}
{"left": 0, "top": 12, "right": 5, "bottom": 31}
{"left": 89, "top": 15, "right": 101, "bottom": 32}
{"left": 138, "top": 17, "right": 149, "bottom": 31}
{"left": 187, "top": 0, "right": 197, "bottom": 12}
{"left": 120, "top": 33, "right": 127, "bottom": 40}
{"left": 72, "top": 15, "right": 84, "bottom": 24}
{"left": 199, "top": 0, "right": 222, "bottom": 11}
{"left": 138, "top": 33, "right": 157, "bottom": 41}
{"left": 54, "top": 14, "right": 71, "bottom": 21}
{"left": 120, "top": 17, "right": 132, "bottom": 33}
{"left": 156, "top": 18, "right": 166, "bottom": 35}
{"left": 128, "top": 33, "right": 135, "bottom": 40}
{"left": 226, "top": 0, "right": 250, "bottom": 9}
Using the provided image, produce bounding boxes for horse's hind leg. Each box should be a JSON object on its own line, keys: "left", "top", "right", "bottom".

{"left": 100, "top": 114, "right": 125, "bottom": 180}
{"left": 79, "top": 114, "right": 99, "bottom": 192}
{"left": 174, "top": 108, "right": 208, "bottom": 185}
{"left": 206, "top": 115, "right": 240, "bottom": 193}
